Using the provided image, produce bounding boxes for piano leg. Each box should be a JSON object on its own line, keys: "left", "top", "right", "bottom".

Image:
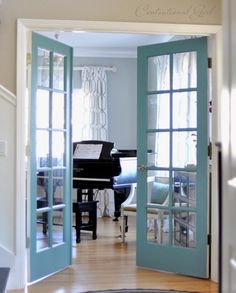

{"left": 74, "top": 204, "right": 81, "bottom": 243}
{"left": 113, "top": 187, "right": 130, "bottom": 221}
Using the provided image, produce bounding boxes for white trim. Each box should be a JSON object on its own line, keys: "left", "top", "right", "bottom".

{"left": 0, "top": 85, "right": 16, "bottom": 106}
{"left": 16, "top": 18, "right": 222, "bottom": 289}
{"left": 73, "top": 47, "right": 138, "bottom": 58}
{"left": 214, "top": 30, "right": 223, "bottom": 283}
{"left": 15, "top": 19, "right": 28, "bottom": 289}
{"left": 209, "top": 29, "right": 223, "bottom": 282}
{"left": 18, "top": 19, "right": 221, "bottom": 35}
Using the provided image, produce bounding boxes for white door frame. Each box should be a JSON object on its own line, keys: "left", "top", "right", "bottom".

{"left": 16, "top": 18, "right": 222, "bottom": 288}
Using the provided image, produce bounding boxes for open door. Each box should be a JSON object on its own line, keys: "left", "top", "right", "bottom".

{"left": 136, "top": 37, "right": 209, "bottom": 278}
{"left": 30, "top": 32, "right": 73, "bottom": 281}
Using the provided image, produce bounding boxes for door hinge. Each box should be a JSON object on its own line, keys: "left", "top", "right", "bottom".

{"left": 208, "top": 58, "right": 212, "bottom": 69}
{"left": 26, "top": 237, "right": 30, "bottom": 248}
{"left": 25, "top": 144, "right": 30, "bottom": 157}
{"left": 207, "top": 234, "right": 211, "bottom": 245}
{"left": 27, "top": 52, "right": 32, "bottom": 65}
{"left": 208, "top": 142, "right": 212, "bottom": 160}
{"left": 137, "top": 164, "right": 146, "bottom": 172}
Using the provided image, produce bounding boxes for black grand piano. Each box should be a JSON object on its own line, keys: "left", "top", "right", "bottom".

{"left": 73, "top": 140, "right": 137, "bottom": 220}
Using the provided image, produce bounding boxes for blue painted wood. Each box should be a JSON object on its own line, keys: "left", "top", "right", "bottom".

{"left": 0, "top": 268, "right": 10, "bottom": 293}
{"left": 30, "top": 32, "right": 73, "bottom": 281}
{"left": 136, "top": 37, "right": 208, "bottom": 278}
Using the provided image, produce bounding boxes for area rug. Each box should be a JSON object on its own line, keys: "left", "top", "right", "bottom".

{"left": 82, "top": 289, "right": 199, "bottom": 293}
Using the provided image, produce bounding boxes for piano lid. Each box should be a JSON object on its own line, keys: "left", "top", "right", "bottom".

{"left": 73, "top": 141, "right": 122, "bottom": 180}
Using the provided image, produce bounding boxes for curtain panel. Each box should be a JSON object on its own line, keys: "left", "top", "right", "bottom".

{"left": 81, "top": 66, "right": 108, "bottom": 141}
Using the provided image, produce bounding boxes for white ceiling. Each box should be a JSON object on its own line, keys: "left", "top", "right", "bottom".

{"left": 38, "top": 31, "right": 175, "bottom": 58}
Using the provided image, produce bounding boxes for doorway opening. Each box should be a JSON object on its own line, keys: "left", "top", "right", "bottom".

{"left": 18, "top": 21, "right": 221, "bottom": 286}
{"left": 32, "top": 29, "right": 201, "bottom": 244}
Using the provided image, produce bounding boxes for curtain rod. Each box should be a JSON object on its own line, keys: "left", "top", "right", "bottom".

{"left": 73, "top": 66, "right": 117, "bottom": 72}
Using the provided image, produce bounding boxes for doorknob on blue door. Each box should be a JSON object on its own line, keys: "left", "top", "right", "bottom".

{"left": 137, "top": 165, "right": 146, "bottom": 172}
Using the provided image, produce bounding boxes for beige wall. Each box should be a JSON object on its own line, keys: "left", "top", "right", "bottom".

{"left": 0, "top": 0, "right": 221, "bottom": 93}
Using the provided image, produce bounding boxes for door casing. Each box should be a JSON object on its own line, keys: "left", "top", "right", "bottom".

{"left": 16, "top": 19, "right": 222, "bottom": 288}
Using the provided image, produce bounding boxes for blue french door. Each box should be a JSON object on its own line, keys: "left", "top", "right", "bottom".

{"left": 137, "top": 37, "right": 209, "bottom": 278}
{"left": 30, "top": 32, "right": 73, "bottom": 281}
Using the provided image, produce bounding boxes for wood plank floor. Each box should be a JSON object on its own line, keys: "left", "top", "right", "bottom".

{"left": 10, "top": 217, "right": 218, "bottom": 293}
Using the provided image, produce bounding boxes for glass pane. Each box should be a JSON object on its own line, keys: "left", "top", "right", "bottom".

{"left": 37, "top": 170, "right": 49, "bottom": 208}
{"left": 173, "top": 51, "right": 197, "bottom": 90}
{"left": 148, "top": 170, "right": 169, "bottom": 183}
{"left": 173, "top": 211, "right": 196, "bottom": 248}
{"left": 36, "top": 130, "right": 49, "bottom": 168}
{"left": 173, "top": 91, "right": 197, "bottom": 129}
{"left": 52, "top": 132, "right": 64, "bottom": 165}
{"left": 147, "top": 132, "right": 169, "bottom": 167}
{"left": 52, "top": 209, "right": 64, "bottom": 246}
{"left": 172, "top": 131, "right": 197, "bottom": 168}
{"left": 36, "top": 89, "right": 49, "bottom": 128}
{"left": 147, "top": 209, "right": 169, "bottom": 245}
{"left": 52, "top": 92, "right": 65, "bottom": 129}
{"left": 53, "top": 53, "right": 64, "bottom": 90}
{"left": 147, "top": 171, "right": 169, "bottom": 207}
{"left": 148, "top": 94, "right": 169, "bottom": 129}
{"left": 37, "top": 211, "right": 49, "bottom": 251}
{"left": 173, "top": 171, "right": 196, "bottom": 208}
{"left": 148, "top": 55, "right": 170, "bottom": 91}
{"left": 37, "top": 48, "right": 50, "bottom": 88}
{"left": 53, "top": 170, "right": 65, "bottom": 205}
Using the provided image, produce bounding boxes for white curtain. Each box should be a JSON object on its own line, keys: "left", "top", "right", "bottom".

{"left": 72, "top": 66, "right": 113, "bottom": 217}
{"left": 81, "top": 66, "right": 108, "bottom": 141}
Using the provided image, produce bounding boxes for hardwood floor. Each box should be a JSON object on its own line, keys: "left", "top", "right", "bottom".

{"left": 10, "top": 217, "right": 218, "bottom": 293}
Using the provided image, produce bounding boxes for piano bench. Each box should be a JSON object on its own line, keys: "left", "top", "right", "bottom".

{"left": 73, "top": 200, "right": 99, "bottom": 243}
{"left": 37, "top": 196, "right": 63, "bottom": 235}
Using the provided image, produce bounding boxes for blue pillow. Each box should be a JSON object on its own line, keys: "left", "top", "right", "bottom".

{"left": 150, "top": 182, "right": 169, "bottom": 204}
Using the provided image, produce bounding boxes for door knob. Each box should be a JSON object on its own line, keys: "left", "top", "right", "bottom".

{"left": 137, "top": 164, "right": 146, "bottom": 172}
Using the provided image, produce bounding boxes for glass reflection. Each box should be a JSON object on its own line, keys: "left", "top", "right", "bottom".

{"left": 172, "top": 131, "right": 197, "bottom": 168}
{"left": 36, "top": 89, "right": 49, "bottom": 128}
{"left": 52, "top": 209, "right": 64, "bottom": 246}
{"left": 53, "top": 170, "right": 65, "bottom": 205}
{"left": 36, "top": 131, "right": 49, "bottom": 168}
{"left": 148, "top": 94, "right": 169, "bottom": 129}
{"left": 37, "top": 48, "right": 50, "bottom": 88}
{"left": 147, "top": 209, "right": 169, "bottom": 245}
{"left": 173, "top": 211, "right": 196, "bottom": 248}
{"left": 147, "top": 170, "right": 169, "bottom": 184}
{"left": 37, "top": 170, "right": 49, "bottom": 208}
{"left": 148, "top": 55, "right": 170, "bottom": 91}
{"left": 52, "top": 132, "right": 64, "bottom": 165}
{"left": 147, "top": 132, "right": 169, "bottom": 167}
{"left": 146, "top": 170, "right": 170, "bottom": 245}
{"left": 52, "top": 92, "right": 65, "bottom": 129}
{"left": 37, "top": 212, "right": 49, "bottom": 251}
{"left": 53, "top": 53, "right": 64, "bottom": 90}
{"left": 147, "top": 171, "right": 169, "bottom": 207}
{"left": 173, "top": 171, "right": 196, "bottom": 208}
{"left": 173, "top": 91, "right": 197, "bottom": 129}
{"left": 173, "top": 51, "right": 197, "bottom": 89}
